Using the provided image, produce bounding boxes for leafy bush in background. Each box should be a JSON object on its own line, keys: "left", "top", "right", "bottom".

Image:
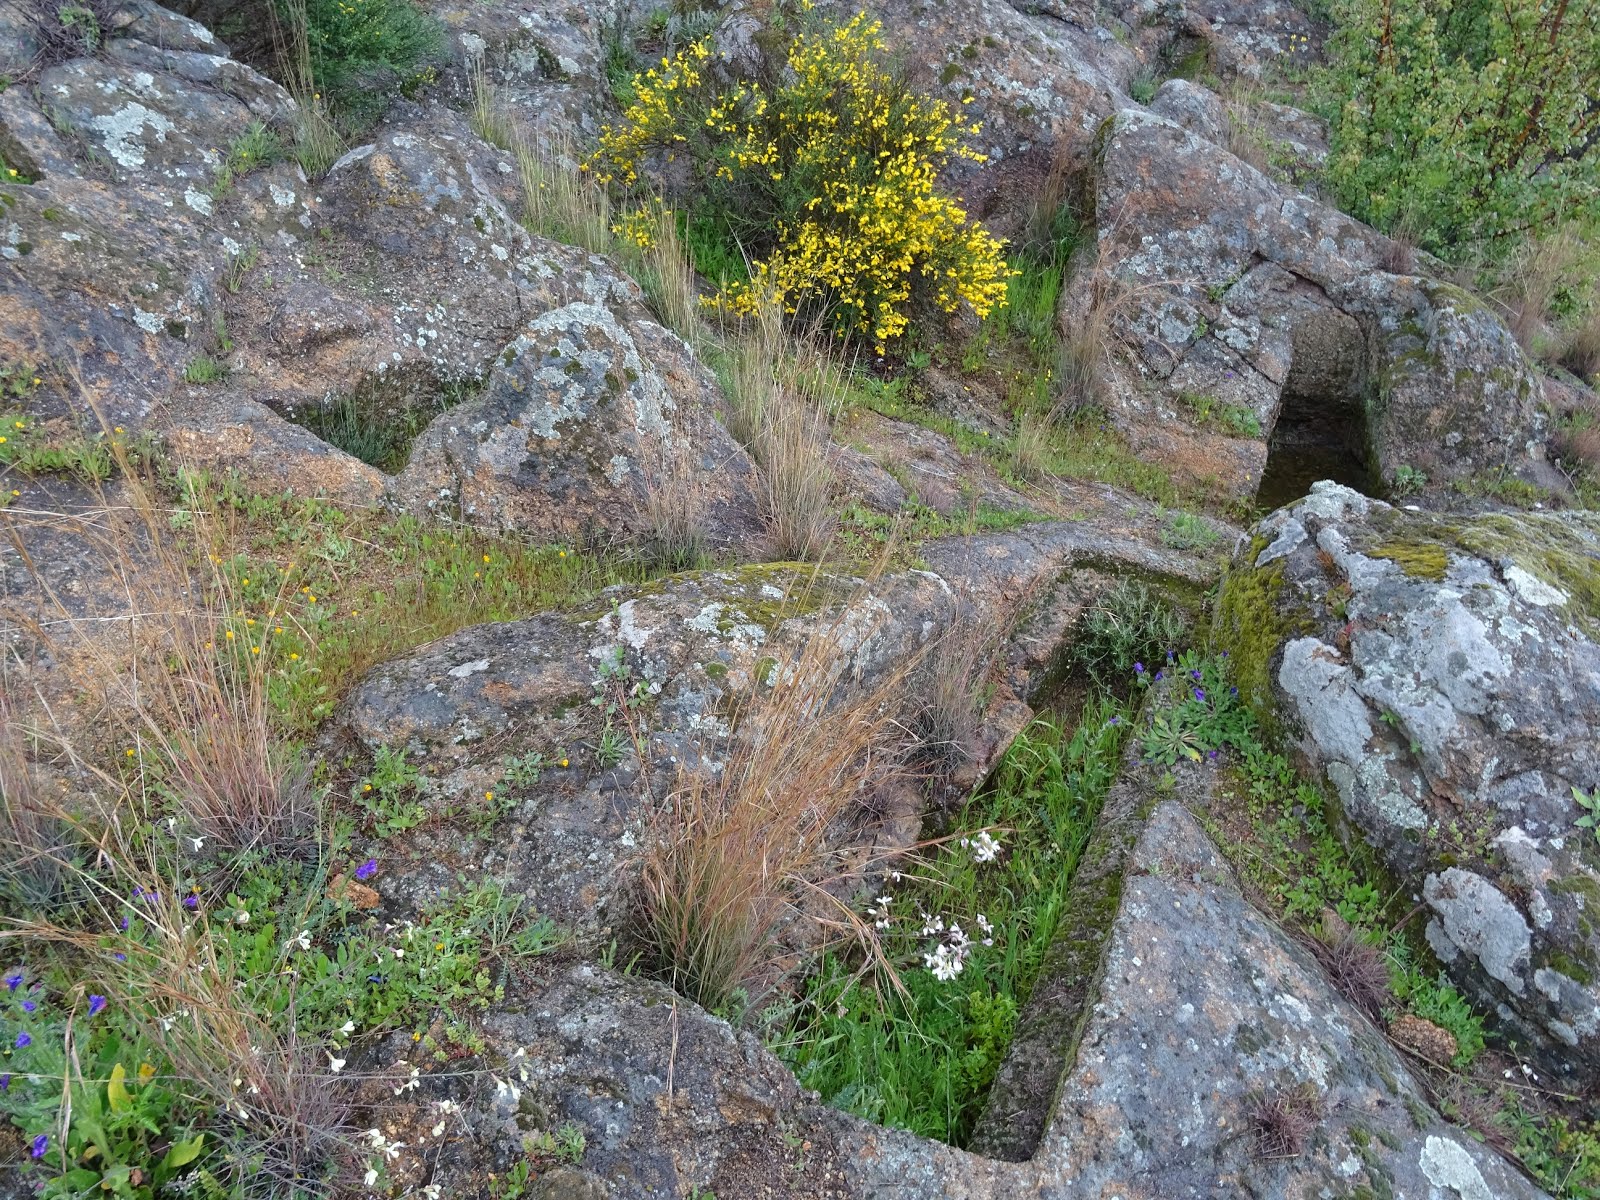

{"left": 590, "top": 10, "right": 1012, "bottom": 349}
{"left": 287, "top": 0, "right": 438, "bottom": 95}
{"left": 1315, "top": 0, "right": 1600, "bottom": 257}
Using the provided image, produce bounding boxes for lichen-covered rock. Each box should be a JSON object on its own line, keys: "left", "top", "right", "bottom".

{"left": 1072, "top": 107, "right": 1547, "bottom": 500}
{"left": 345, "top": 521, "right": 1212, "bottom": 942}
{"left": 1215, "top": 482, "right": 1600, "bottom": 1082}
{"left": 387, "top": 301, "right": 764, "bottom": 550}
{"left": 369, "top": 802, "right": 1548, "bottom": 1199}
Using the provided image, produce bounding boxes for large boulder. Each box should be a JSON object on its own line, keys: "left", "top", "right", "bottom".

{"left": 0, "top": 1, "right": 293, "bottom": 422}
{"left": 1070, "top": 107, "right": 1547, "bottom": 502}
{"left": 387, "top": 300, "right": 763, "bottom": 550}
{"left": 344, "top": 520, "right": 1214, "bottom": 942}
{"left": 1215, "top": 482, "right": 1600, "bottom": 1083}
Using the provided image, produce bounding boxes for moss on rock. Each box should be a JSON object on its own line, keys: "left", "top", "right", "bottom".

{"left": 1209, "top": 535, "right": 1312, "bottom": 734}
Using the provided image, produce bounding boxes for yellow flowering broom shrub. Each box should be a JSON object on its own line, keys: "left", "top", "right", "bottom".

{"left": 589, "top": 10, "right": 1011, "bottom": 348}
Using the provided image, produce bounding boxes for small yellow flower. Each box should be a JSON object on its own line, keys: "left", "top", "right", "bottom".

{"left": 246, "top": 618, "right": 256, "bottom": 626}
{"left": 484, "top": 791, "right": 494, "bottom": 802}
{"left": 482, "top": 554, "right": 491, "bottom": 563}
{"left": 251, "top": 646, "right": 260, "bottom": 654}
{"left": 242, "top": 578, "right": 250, "bottom": 585}
{"left": 225, "top": 630, "right": 235, "bottom": 640}
{"left": 558, "top": 549, "right": 567, "bottom": 558}
{"left": 307, "top": 594, "right": 317, "bottom": 603}
{"left": 411, "top": 1031, "right": 421, "bottom": 1042}
{"left": 113, "top": 425, "right": 123, "bottom": 432}
{"left": 434, "top": 942, "right": 445, "bottom": 951}
{"left": 126, "top": 748, "right": 136, "bottom": 758}
{"left": 274, "top": 626, "right": 283, "bottom": 634}
{"left": 364, "top": 783, "right": 373, "bottom": 792}
{"left": 289, "top": 652, "right": 300, "bottom": 660}
{"left": 559, "top": 757, "right": 570, "bottom": 768}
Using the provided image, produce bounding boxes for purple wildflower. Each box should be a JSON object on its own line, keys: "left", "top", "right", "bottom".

{"left": 355, "top": 858, "right": 378, "bottom": 882}
{"left": 88, "top": 995, "right": 107, "bottom": 1016}
{"left": 1190, "top": 669, "right": 1201, "bottom": 681}
{"left": 1193, "top": 688, "right": 1206, "bottom": 702}
{"left": 0, "top": 1073, "right": 9, "bottom": 1090}
{"left": 29, "top": 1134, "right": 47, "bottom": 1159}
{"left": 1230, "top": 687, "right": 1238, "bottom": 696}
{"left": 15, "top": 1032, "right": 31, "bottom": 1049}
{"left": 20, "top": 1000, "right": 35, "bottom": 1014}
{"left": 3, "top": 972, "right": 20, "bottom": 992}
{"left": 1154, "top": 671, "right": 1163, "bottom": 682}
{"left": 119, "top": 917, "right": 130, "bottom": 931}
{"left": 1133, "top": 663, "right": 1144, "bottom": 674}
{"left": 183, "top": 895, "right": 199, "bottom": 910}
{"left": 113, "top": 953, "right": 127, "bottom": 963}
{"left": 1208, "top": 750, "right": 1220, "bottom": 761}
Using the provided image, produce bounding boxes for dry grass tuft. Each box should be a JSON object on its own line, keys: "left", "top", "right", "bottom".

{"left": 634, "top": 204, "right": 710, "bottom": 354}
{"left": 1246, "top": 1083, "right": 1323, "bottom": 1160}
{"left": 637, "top": 605, "right": 913, "bottom": 1009}
{"left": 1560, "top": 305, "right": 1600, "bottom": 384}
{"left": 1307, "top": 918, "right": 1392, "bottom": 1022}
{"left": 636, "top": 452, "right": 711, "bottom": 573}
{"left": 1009, "top": 408, "right": 1052, "bottom": 483}
{"left": 272, "top": 0, "right": 344, "bottom": 178}
{"left": 1494, "top": 227, "right": 1595, "bottom": 357}
{"left": 724, "top": 302, "right": 838, "bottom": 561}
{"left": 5, "top": 445, "right": 318, "bottom": 855}
{"left": 467, "top": 56, "right": 516, "bottom": 152}
{"left": 0, "top": 668, "right": 69, "bottom": 910}
{"left": 517, "top": 128, "right": 614, "bottom": 256}
{"left": 913, "top": 612, "right": 997, "bottom": 776}
{"left": 1051, "top": 278, "right": 1114, "bottom": 420}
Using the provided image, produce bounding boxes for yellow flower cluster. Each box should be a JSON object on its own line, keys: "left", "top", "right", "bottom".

{"left": 591, "top": 11, "right": 1011, "bottom": 348}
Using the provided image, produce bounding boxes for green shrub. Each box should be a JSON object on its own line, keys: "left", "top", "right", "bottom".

{"left": 286, "top": 0, "right": 439, "bottom": 94}
{"left": 1314, "top": 0, "right": 1600, "bottom": 256}
{"left": 590, "top": 10, "right": 1011, "bottom": 348}
{"left": 1071, "top": 579, "right": 1189, "bottom": 688}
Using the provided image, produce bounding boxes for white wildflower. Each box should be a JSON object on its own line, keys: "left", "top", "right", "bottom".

{"left": 328, "top": 1055, "right": 347, "bottom": 1074}
{"left": 287, "top": 929, "right": 311, "bottom": 951}
{"left": 960, "top": 831, "right": 1001, "bottom": 863}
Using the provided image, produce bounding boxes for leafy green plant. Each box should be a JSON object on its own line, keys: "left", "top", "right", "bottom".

{"left": 1313, "top": 0, "right": 1600, "bottom": 256}
{"left": 1390, "top": 464, "right": 1429, "bottom": 497}
{"left": 0, "top": 1000, "right": 206, "bottom": 1200}
{"left": 355, "top": 746, "right": 426, "bottom": 836}
{"left": 287, "top": 0, "right": 440, "bottom": 96}
{"left": 1071, "top": 579, "right": 1189, "bottom": 689}
{"left": 1573, "top": 785, "right": 1600, "bottom": 848}
{"left": 1163, "top": 510, "right": 1220, "bottom": 551}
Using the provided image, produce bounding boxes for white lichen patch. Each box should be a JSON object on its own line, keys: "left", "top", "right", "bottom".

{"left": 183, "top": 187, "right": 213, "bottom": 215}
{"left": 89, "top": 102, "right": 176, "bottom": 170}
{"left": 1419, "top": 1135, "right": 1493, "bottom": 1200}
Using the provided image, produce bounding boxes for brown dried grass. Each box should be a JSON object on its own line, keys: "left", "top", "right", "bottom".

{"left": 636, "top": 599, "right": 914, "bottom": 1009}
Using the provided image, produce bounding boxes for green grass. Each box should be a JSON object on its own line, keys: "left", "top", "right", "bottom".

{"left": 834, "top": 498, "right": 1045, "bottom": 567}
{"left": 0, "top": 413, "right": 157, "bottom": 482}
{"left": 177, "top": 475, "right": 642, "bottom": 734}
{"left": 184, "top": 357, "right": 227, "bottom": 385}
{"left": 775, "top": 696, "right": 1129, "bottom": 1144}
